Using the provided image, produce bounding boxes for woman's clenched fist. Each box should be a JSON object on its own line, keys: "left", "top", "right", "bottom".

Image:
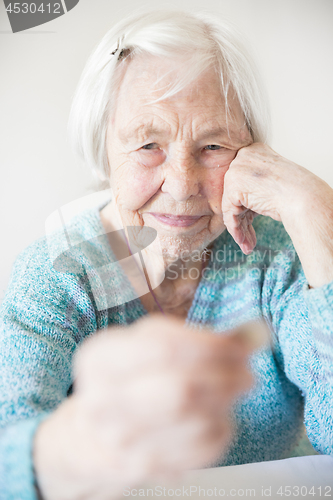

{"left": 34, "top": 315, "right": 254, "bottom": 500}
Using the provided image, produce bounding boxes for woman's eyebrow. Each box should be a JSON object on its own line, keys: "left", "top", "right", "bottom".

{"left": 118, "top": 124, "right": 170, "bottom": 143}
{"left": 118, "top": 124, "right": 235, "bottom": 144}
{"left": 195, "top": 126, "right": 229, "bottom": 141}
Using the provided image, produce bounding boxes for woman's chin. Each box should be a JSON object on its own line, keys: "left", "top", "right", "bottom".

{"left": 156, "top": 235, "right": 213, "bottom": 262}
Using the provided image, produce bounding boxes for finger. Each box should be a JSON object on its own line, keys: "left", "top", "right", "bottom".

{"left": 240, "top": 217, "right": 257, "bottom": 254}
{"left": 77, "top": 358, "right": 253, "bottom": 429}
{"left": 227, "top": 320, "right": 271, "bottom": 352}
{"left": 132, "top": 314, "right": 261, "bottom": 365}
{"left": 222, "top": 202, "right": 257, "bottom": 254}
{"left": 111, "top": 412, "right": 232, "bottom": 478}
{"left": 132, "top": 413, "right": 233, "bottom": 473}
{"left": 74, "top": 315, "right": 253, "bottom": 384}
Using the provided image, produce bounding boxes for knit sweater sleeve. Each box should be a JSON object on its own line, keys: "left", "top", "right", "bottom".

{"left": 0, "top": 235, "right": 98, "bottom": 500}
{"left": 262, "top": 220, "right": 333, "bottom": 456}
{"left": 301, "top": 282, "right": 333, "bottom": 453}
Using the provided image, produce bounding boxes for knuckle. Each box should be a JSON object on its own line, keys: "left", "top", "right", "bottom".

{"left": 175, "top": 375, "right": 204, "bottom": 413}
{"left": 241, "top": 371, "right": 255, "bottom": 391}
{"left": 181, "top": 376, "right": 200, "bottom": 402}
{"left": 193, "top": 414, "right": 231, "bottom": 455}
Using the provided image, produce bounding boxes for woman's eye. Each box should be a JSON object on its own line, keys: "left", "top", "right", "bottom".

{"left": 204, "top": 145, "right": 223, "bottom": 150}
{"left": 141, "top": 143, "right": 159, "bottom": 150}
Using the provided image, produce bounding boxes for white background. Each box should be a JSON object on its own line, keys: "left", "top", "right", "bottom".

{"left": 1, "top": 0, "right": 333, "bottom": 301}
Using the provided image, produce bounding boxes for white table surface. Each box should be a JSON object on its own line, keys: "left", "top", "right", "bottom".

{"left": 125, "top": 456, "right": 333, "bottom": 500}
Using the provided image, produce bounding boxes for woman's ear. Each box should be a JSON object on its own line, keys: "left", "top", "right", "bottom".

{"left": 92, "top": 165, "right": 110, "bottom": 191}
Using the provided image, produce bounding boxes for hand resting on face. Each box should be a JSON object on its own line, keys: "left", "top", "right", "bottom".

{"left": 222, "top": 143, "right": 333, "bottom": 288}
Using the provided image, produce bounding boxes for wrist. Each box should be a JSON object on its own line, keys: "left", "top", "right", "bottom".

{"left": 33, "top": 398, "right": 79, "bottom": 500}
{"left": 280, "top": 188, "right": 333, "bottom": 288}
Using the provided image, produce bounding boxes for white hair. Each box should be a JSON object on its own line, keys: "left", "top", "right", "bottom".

{"left": 68, "top": 10, "right": 270, "bottom": 181}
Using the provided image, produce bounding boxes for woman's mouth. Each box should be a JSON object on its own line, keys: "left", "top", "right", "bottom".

{"left": 148, "top": 213, "right": 204, "bottom": 227}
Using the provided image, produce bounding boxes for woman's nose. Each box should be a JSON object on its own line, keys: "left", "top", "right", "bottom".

{"left": 160, "top": 155, "right": 200, "bottom": 202}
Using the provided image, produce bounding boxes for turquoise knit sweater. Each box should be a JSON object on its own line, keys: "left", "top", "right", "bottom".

{"left": 0, "top": 206, "right": 332, "bottom": 500}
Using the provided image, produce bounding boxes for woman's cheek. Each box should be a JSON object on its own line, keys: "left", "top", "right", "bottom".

{"left": 113, "top": 159, "right": 162, "bottom": 211}
{"left": 205, "top": 166, "right": 229, "bottom": 215}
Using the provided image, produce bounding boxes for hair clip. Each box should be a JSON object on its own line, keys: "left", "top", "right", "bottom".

{"left": 110, "top": 38, "right": 121, "bottom": 56}
{"left": 110, "top": 35, "right": 127, "bottom": 60}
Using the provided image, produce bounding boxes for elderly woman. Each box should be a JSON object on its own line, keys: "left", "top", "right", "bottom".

{"left": 1, "top": 10, "right": 333, "bottom": 500}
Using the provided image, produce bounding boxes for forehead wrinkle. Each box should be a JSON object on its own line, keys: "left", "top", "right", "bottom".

{"left": 194, "top": 125, "right": 229, "bottom": 141}
{"left": 116, "top": 91, "right": 248, "bottom": 146}
{"left": 191, "top": 115, "right": 239, "bottom": 143}
{"left": 118, "top": 117, "right": 172, "bottom": 144}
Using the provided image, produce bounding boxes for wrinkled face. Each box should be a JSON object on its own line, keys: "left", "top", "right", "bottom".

{"left": 106, "top": 55, "right": 252, "bottom": 262}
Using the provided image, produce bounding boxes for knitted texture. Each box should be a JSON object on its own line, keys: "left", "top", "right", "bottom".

{"left": 0, "top": 207, "right": 332, "bottom": 499}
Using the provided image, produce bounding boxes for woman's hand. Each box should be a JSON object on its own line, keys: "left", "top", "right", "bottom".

{"left": 222, "top": 143, "right": 333, "bottom": 288}
{"left": 33, "top": 315, "right": 254, "bottom": 500}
